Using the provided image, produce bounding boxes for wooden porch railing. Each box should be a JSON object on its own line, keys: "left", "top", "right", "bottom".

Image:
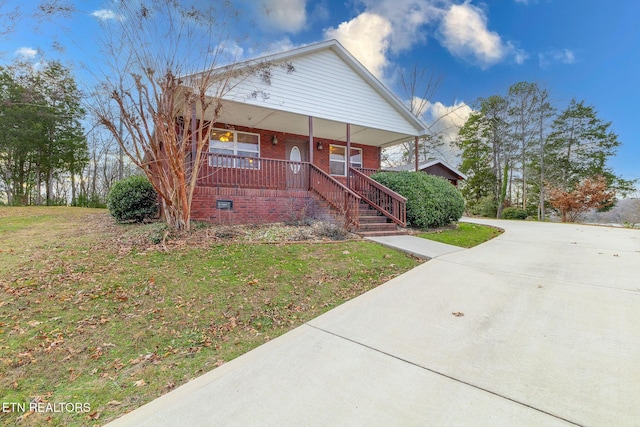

{"left": 349, "top": 167, "right": 407, "bottom": 227}
{"left": 309, "top": 165, "right": 361, "bottom": 229}
{"left": 199, "top": 153, "right": 309, "bottom": 189}
{"left": 198, "top": 153, "right": 361, "bottom": 229}
{"left": 354, "top": 167, "right": 379, "bottom": 177}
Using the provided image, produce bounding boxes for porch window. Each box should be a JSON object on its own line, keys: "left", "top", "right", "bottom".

{"left": 209, "top": 129, "right": 260, "bottom": 169}
{"left": 329, "top": 145, "right": 363, "bottom": 176}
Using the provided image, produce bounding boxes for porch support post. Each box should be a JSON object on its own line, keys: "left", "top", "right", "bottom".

{"left": 191, "top": 103, "right": 197, "bottom": 175}
{"left": 346, "top": 123, "right": 351, "bottom": 188}
{"left": 308, "top": 116, "right": 314, "bottom": 165}
{"left": 414, "top": 135, "right": 419, "bottom": 172}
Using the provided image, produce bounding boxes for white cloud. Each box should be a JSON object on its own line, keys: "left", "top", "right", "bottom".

{"left": 512, "top": 43, "right": 530, "bottom": 64}
{"left": 358, "top": 0, "right": 447, "bottom": 53}
{"left": 538, "top": 49, "right": 576, "bottom": 68}
{"left": 91, "top": 9, "right": 122, "bottom": 21}
{"left": 15, "top": 47, "right": 38, "bottom": 59}
{"left": 310, "top": 1, "right": 330, "bottom": 23}
{"left": 423, "top": 100, "right": 472, "bottom": 131}
{"left": 437, "top": 1, "right": 526, "bottom": 68}
{"left": 261, "top": 0, "right": 307, "bottom": 33}
{"left": 423, "top": 100, "right": 472, "bottom": 163}
{"left": 265, "top": 38, "right": 297, "bottom": 54}
{"left": 324, "top": 12, "right": 393, "bottom": 79}
{"left": 382, "top": 99, "right": 470, "bottom": 166}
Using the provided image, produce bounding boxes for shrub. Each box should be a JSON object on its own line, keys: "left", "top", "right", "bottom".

{"left": 107, "top": 175, "right": 158, "bottom": 223}
{"left": 314, "top": 221, "right": 350, "bottom": 240}
{"left": 501, "top": 207, "right": 528, "bottom": 220}
{"left": 467, "top": 195, "right": 498, "bottom": 218}
{"left": 371, "top": 171, "right": 465, "bottom": 229}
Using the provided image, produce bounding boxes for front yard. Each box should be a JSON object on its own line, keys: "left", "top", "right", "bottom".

{"left": 0, "top": 207, "right": 421, "bottom": 426}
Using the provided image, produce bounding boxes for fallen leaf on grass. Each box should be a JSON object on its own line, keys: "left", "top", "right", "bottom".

{"left": 134, "top": 379, "right": 146, "bottom": 387}
{"left": 88, "top": 411, "right": 100, "bottom": 420}
{"left": 19, "top": 411, "right": 34, "bottom": 421}
{"left": 107, "top": 400, "right": 122, "bottom": 406}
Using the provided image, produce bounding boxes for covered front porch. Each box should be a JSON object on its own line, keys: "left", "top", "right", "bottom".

{"left": 195, "top": 150, "right": 407, "bottom": 234}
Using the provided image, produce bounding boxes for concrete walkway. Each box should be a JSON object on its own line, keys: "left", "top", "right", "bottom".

{"left": 365, "top": 234, "right": 463, "bottom": 259}
{"left": 108, "top": 218, "right": 640, "bottom": 426}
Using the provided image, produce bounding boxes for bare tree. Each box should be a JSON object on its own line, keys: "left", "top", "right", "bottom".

{"left": 507, "top": 82, "right": 538, "bottom": 209}
{"left": 90, "top": 1, "right": 285, "bottom": 231}
{"left": 389, "top": 64, "right": 468, "bottom": 167}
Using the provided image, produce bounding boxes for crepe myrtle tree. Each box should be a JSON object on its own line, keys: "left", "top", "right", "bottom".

{"left": 92, "top": 1, "right": 292, "bottom": 231}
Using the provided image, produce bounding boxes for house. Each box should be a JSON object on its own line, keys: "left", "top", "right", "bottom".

{"left": 186, "top": 40, "right": 429, "bottom": 236}
{"left": 385, "top": 160, "right": 467, "bottom": 187}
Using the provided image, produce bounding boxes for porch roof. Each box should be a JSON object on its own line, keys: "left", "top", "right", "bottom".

{"left": 191, "top": 40, "right": 429, "bottom": 148}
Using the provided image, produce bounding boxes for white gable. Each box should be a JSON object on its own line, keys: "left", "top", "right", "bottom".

{"left": 201, "top": 41, "right": 427, "bottom": 146}
{"left": 221, "top": 47, "right": 420, "bottom": 136}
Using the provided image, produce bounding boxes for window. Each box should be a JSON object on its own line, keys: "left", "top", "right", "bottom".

{"left": 209, "top": 129, "right": 260, "bottom": 168}
{"left": 329, "top": 144, "right": 363, "bottom": 176}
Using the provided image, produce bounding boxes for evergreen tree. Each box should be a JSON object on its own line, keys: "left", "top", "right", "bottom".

{"left": 455, "top": 111, "right": 496, "bottom": 215}
{"left": 546, "top": 99, "right": 633, "bottom": 196}
{"left": 0, "top": 61, "right": 87, "bottom": 205}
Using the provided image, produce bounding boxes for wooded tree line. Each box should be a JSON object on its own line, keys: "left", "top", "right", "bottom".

{"left": 0, "top": 61, "right": 132, "bottom": 206}
{"left": 456, "top": 81, "right": 634, "bottom": 221}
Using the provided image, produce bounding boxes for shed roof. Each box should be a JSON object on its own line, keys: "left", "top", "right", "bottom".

{"left": 385, "top": 159, "right": 467, "bottom": 180}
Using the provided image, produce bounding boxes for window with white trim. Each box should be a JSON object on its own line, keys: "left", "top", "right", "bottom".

{"left": 329, "top": 144, "right": 363, "bottom": 176}
{"left": 209, "top": 129, "right": 260, "bottom": 169}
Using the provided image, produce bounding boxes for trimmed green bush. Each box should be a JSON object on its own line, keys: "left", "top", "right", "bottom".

{"left": 371, "top": 171, "right": 465, "bottom": 229}
{"left": 501, "top": 207, "right": 528, "bottom": 220}
{"left": 107, "top": 175, "right": 158, "bottom": 223}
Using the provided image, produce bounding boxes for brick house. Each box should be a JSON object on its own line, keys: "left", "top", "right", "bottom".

{"left": 187, "top": 40, "right": 429, "bottom": 236}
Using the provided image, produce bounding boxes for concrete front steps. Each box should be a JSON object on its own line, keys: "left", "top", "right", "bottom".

{"left": 356, "top": 203, "right": 407, "bottom": 237}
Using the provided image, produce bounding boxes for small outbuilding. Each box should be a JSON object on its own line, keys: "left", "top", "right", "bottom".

{"left": 384, "top": 159, "right": 467, "bottom": 187}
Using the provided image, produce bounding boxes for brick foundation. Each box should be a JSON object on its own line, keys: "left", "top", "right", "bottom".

{"left": 191, "top": 186, "right": 342, "bottom": 225}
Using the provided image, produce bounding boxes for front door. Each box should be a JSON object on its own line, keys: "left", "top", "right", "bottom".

{"left": 285, "top": 139, "right": 309, "bottom": 189}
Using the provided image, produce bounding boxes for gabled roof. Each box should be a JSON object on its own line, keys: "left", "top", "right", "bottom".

{"left": 190, "top": 40, "right": 428, "bottom": 147}
{"left": 385, "top": 159, "right": 467, "bottom": 180}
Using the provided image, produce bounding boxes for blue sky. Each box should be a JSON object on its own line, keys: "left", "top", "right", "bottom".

{"left": 1, "top": 0, "right": 638, "bottom": 183}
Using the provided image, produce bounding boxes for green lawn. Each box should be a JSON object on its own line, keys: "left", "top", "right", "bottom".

{"left": 418, "top": 222, "right": 503, "bottom": 248}
{"left": 0, "top": 207, "right": 421, "bottom": 426}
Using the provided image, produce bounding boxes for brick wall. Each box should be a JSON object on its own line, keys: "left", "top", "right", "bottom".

{"left": 191, "top": 186, "right": 342, "bottom": 225}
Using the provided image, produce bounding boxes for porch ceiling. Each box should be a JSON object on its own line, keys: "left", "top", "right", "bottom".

{"left": 207, "top": 100, "right": 414, "bottom": 148}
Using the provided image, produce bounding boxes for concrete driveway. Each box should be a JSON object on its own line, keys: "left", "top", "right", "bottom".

{"left": 109, "top": 219, "right": 640, "bottom": 426}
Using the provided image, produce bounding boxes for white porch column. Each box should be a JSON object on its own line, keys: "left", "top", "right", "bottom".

{"left": 415, "top": 136, "right": 419, "bottom": 172}
{"left": 346, "top": 123, "right": 351, "bottom": 188}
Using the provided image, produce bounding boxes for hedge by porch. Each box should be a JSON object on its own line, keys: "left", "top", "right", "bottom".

{"left": 371, "top": 171, "right": 464, "bottom": 229}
